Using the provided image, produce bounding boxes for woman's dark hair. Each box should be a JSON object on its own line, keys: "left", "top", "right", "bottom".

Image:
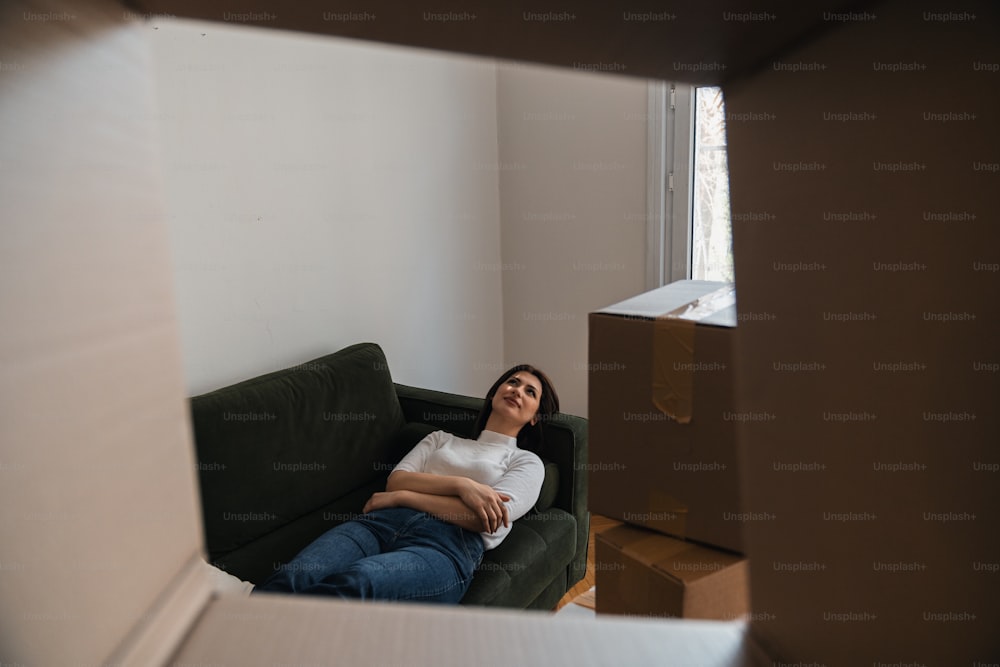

{"left": 473, "top": 364, "right": 560, "bottom": 453}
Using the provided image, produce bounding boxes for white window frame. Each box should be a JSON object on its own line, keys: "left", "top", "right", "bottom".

{"left": 645, "top": 81, "right": 694, "bottom": 290}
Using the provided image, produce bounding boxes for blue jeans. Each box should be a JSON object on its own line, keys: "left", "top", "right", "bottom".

{"left": 254, "top": 508, "right": 484, "bottom": 603}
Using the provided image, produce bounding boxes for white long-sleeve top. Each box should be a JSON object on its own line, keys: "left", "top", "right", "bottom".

{"left": 391, "top": 429, "right": 544, "bottom": 550}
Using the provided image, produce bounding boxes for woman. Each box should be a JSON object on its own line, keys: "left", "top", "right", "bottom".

{"left": 250, "top": 364, "right": 559, "bottom": 603}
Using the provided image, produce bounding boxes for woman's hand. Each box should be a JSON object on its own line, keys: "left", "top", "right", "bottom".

{"left": 371, "top": 478, "right": 512, "bottom": 534}
{"left": 457, "top": 479, "right": 511, "bottom": 534}
{"left": 363, "top": 490, "right": 402, "bottom": 514}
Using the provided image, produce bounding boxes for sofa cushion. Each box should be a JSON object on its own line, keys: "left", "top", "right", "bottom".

{"left": 190, "top": 343, "right": 406, "bottom": 558}
{"left": 461, "top": 508, "right": 577, "bottom": 608}
{"left": 212, "top": 476, "right": 387, "bottom": 584}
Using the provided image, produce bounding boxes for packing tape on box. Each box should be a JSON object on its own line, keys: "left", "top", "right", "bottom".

{"left": 652, "top": 285, "right": 737, "bottom": 424}
{"left": 652, "top": 318, "right": 695, "bottom": 423}
{"left": 645, "top": 490, "right": 688, "bottom": 538}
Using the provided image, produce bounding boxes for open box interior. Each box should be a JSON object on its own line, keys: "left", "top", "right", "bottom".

{"left": 2, "top": 1, "right": 997, "bottom": 664}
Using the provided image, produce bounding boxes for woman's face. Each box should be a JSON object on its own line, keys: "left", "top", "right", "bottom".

{"left": 491, "top": 371, "right": 543, "bottom": 427}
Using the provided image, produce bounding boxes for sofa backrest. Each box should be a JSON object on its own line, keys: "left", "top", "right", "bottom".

{"left": 189, "top": 343, "right": 406, "bottom": 557}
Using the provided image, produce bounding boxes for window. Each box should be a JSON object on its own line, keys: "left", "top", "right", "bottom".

{"left": 645, "top": 83, "right": 734, "bottom": 288}
{"left": 691, "top": 87, "right": 733, "bottom": 282}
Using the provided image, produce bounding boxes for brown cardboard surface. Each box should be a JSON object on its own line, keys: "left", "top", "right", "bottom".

{"left": 124, "top": 0, "right": 867, "bottom": 86}
{"left": 589, "top": 281, "right": 743, "bottom": 552}
{"left": 596, "top": 524, "right": 749, "bottom": 620}
{"left": 724, "top": 0, "right": 1000, "bottom": 663}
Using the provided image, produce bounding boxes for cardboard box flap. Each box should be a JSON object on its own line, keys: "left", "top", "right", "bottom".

{"left": 174, "top": 594, "right": 763, "bottom": 666}
{"left": 598, "top": 280, "right": 737, "bottom": 328}
{"left": 127, "top": 0, "right": 870, "bottom": 88}
{"left": 0, "top": 4, "right": 214, "bottom": 664}
{"left": 662, "top": 284, "right": 737, "bottom": 327}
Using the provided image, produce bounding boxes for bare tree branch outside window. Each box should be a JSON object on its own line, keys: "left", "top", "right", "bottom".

{"left": 692, "top": 87, "right": 734, "bottom": 283}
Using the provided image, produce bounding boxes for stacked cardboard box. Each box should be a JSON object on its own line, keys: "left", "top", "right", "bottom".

{"left": 588, "top": 280, "right": 742, "bottom": 552}
{"left": 595, "top": 523, "right": 749, "bottom": 620}
{"left": 588, "top": 281, "right": 749, "bottom": 618}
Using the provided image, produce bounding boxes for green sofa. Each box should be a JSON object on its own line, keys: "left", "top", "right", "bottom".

{"left": 189, "top": 342, "right": 589, "bottom": 609}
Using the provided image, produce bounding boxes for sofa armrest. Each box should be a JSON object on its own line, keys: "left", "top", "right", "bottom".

{"left": 393, "top": 382, "right": 590, "bottom": 588}
{"left": 537, "top": 411, "right": 590, "bottom": 587}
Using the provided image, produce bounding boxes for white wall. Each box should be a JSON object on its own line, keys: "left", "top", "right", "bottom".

{"left": 496, "top": 63, "right": 650, "bottom": 417}
{"left": 152, "top": 22, "right": 649, "bottom": 416}
{"left": 151, "top": 20, "right": 506, "bottom": 397}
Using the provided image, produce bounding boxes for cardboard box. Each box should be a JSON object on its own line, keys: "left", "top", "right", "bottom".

{"left": 588, "top": 280, "right": 744, "bottom": 552}
{"left": 722, "top": 1, "right": 1000, "bottom": 663}
{"left": 596, "top": 524, "right": 749, "bottom": 621}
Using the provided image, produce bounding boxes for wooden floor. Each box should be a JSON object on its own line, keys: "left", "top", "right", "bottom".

{"left": 554, "top": 514, "right": 622, "bottom": 612}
